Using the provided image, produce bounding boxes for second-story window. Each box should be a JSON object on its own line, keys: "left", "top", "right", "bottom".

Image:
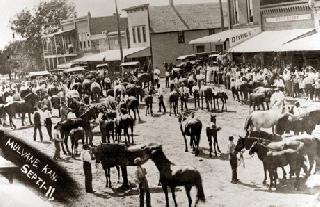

{"left": 137, "top": 26, "right": 141, "bottom": 43}
{"left": 132, "top": 27, "right": 136, "bottom": 43}
{"left": 232, "top": 0, "right": 239, "bottom": 25}
{"left": 247, "top": 0, "right": 253, "bottom": 23}
{"left": 142, "top": 26, "right": 147, "bottom": 42}
{"left": 178, "top": 31, "right": 185, "bottom": 44}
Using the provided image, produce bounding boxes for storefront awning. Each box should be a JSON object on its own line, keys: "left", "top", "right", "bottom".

{"left": 125, "top": 47, "right": 151, "bottom": 59}
{"left": 229, "top": 29, "right": 312, "bottom": 53}
{"left": 72, "top": 47, "right": 149, "bottom": 63}
{"left": 64, "top": 67, "right": 86, "bottom": 73}
{"left": 189, "top": 27, "right": 261, "bottom": 46}
{"left": 278, "top": 29, "right": 320, "bottom": 52}
{"left": 29, "top": 71, "right": 50, "bottom": 77}
{"left": 121, "top": 61, "right": 140, "bottom": 67}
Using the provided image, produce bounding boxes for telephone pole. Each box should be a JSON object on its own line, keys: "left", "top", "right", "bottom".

{"left": 115, "top": 0, "right": 124, "bottom": 78}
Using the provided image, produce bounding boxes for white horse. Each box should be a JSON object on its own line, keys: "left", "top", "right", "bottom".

{"left": 244, "top": 100, "right": 286, "bottom": 135}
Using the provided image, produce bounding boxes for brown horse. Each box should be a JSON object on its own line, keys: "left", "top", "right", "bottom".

{"left": 168, "top": 90, "right": 179, "bottom": 116}
{"left": 147, "top": 145, "right": 205, "bottom": 207}
{"left": 249, "top": 142, "right": 305, "bottom": 191}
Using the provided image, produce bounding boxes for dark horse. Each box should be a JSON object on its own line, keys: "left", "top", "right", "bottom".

{"left": 100, "top": 110, "right": 117, "bottom": 143}
{"left": 91, "top": 143, "right": 156, "bottom": 188}
{"left": 178, "top": 113, "right": 202, "bottom": 156}
{"left": 212, "top": 91, "right": 228, "bottom": 112}
{"left": 249, "top": 142, "right": 305, "bottom": 191}
{"left": 115, "top": 113, "right": 135, "bottom": 145}
{"left": 168, "top": 89, "right": 179, "bottom": 116}
{"left": 147, "top": 145, "right": 205, "bottom": 207}
{"left": 3, "top": 92, "right": 39, "bottom": 129}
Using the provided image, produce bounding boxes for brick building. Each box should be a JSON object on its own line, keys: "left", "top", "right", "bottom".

{"left": 124, "top": 2, "right": 229, "bottom": 76}
{"left": 42, "top": 12, "right": 129, "bottom": 70}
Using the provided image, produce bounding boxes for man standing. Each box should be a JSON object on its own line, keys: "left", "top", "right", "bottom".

{"left": 157, "top": 84, "right": 166, "bottom": 113}
{"left": 134, "top": 158, "right": 151, "bottom": 207}
{"left": 228, "top": 136, "right": 238, "bottom": 184}
{"left": 33, "top": 106, "right": 43, "bottom": 142}
{"left": 81, "top": 144, "right": 94, "bottom": 193}
{"left": 43, "top": 106, "right": 53, "bottom": 141}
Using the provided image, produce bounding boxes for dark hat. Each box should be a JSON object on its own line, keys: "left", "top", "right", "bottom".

{"left": 229, "top": 136, "right": 234, "bottom": 141}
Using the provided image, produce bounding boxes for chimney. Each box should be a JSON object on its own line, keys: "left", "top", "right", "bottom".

{"left": 169, "top": 0, "right": 173, "bottom": 6}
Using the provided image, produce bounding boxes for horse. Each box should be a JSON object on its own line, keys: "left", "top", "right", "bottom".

{"left": 82, "top": 79, "right": 92, "bottom": 95}
{"left": 144, "top": 94, "right": 153, "bottom": 116}
{"left": 124, "top": 96, "right": 141, "bottom": 120}
{"left": 212, "top": 91, "right": 228, "bottom": 112}
{"left": 239, "top": 82, "right": 254, "bottom": 104}
{"left": 3, "top": 92, "right": 39, "bottom": 129}
{"left": 249, "top": 87, "right": 274, "bottom": 111}
{"left": 249, "top": 142, "right": 305, "bottom": 191}
{"left": 244, "top": 100, "right": 285, "bottom": 135}
{"left": 100, "top": 111, "right": 116, "bottom": 143}
{"left": 178, "top": 113, "right": 202, "bottom": 156}
{"left": 90, "top": 82, "right": 101, "bottom": 103}
{"left": 70, "top": 127, "right": 85, "bottom": 157}
{"left": 147, "top": 145, "right": 205, "bottom": 207}
{"left": 138, "top": 73, "right": 152, "bottom": 89}
{"left": 115, "top": 113, "right": 135, "bottom": 144}
{"left": 200, "top": 86, "right": 213, "bottom": 111}
{"left": 168, "top": 90, "right": 179, "bottom": 116}
{"left": 91, "top": 143, "right": 155, "bottom": 189}
{"left": 276, "top": 113, "right": 317, "bottom": 135}
{"left": 126, "top": 84, "right": 145, "bottom": 102}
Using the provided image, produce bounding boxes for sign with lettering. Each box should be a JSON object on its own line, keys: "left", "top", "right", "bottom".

{"left": 229, "top": 27, "right": 261, "bottom": 48}
{"left": 266, "top": 14, "right": 312, "bottom": 23}
{"left": 0, "top": 130, "right": 79, "bottom": 203}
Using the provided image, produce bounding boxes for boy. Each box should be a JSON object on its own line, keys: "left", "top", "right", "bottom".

{"left": 81, "top": 144, "right": 94, "bottom": 193}
{"left": 52, "top": 124, "right": 62, "bottom": 160}
{"left": 228, "top": 136, "right": 238, "bottom": 184}
{"left": 134, "top": 158, "right": 151, "bottom": 207}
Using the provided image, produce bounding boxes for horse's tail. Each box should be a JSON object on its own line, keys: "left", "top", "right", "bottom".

{"left": 244, "top": 114, "right": 253, "bottom": 132}
{"left": 196, "top": 174, "right": 206, "bottom": 203}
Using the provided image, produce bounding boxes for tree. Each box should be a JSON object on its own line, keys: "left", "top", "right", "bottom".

{"left": 10, "top": 0, "right": 76, "bottom": 70}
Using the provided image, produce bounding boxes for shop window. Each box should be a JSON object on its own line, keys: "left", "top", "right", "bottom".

{"left": 142, "top": 26, "right": 147, "bottom": 42}
{"left": 178, "top": 31, "right": 185, "bottom": 44}
{"left": 137, "top": 26, "right": 141, "bottom": 43}
{"left": 232, "top": 0, "right": 239, "bottom": 24}
{"left": 247, "top": 0, "right": 254, "bottom": 23}
{"left": 132, "top": 27, "right": 136, "bottom": 43}
{"left": 209, "top": 29, "right": 215, "bottom": 35}
{"left": 196, "top": 45, "right": 205, "bottom": 53}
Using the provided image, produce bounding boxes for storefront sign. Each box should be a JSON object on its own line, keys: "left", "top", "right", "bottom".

{"left": 230, "top": 27, "right": 261, "bottom": 48}
{"left": 266, "top": 14, "right": 312, "bottom": 23}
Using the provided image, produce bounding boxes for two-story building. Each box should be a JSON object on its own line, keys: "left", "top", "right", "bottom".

{"left": 228, "top": 0, "right": 320, "bottom": 67}
{"left": 42, "top": 12, "right": 129, "bottom": 70}
{"left": 124, "top": 1, "right": 230, "bottom": 76}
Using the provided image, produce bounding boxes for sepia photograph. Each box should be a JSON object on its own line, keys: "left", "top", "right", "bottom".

{"left": 0, "top": 0, "right": 320, "bottom": 206}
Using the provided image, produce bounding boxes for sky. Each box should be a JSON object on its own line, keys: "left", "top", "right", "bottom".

{"left": 0, "top": 0, "right": 218, "bottom": 50}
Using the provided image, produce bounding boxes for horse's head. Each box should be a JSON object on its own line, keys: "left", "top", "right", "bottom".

{"left": 235, "top": 136, "right": 245, "bottom": 152}
{"left": 25, "top": 92, "right": 39, "bottom": 104}
{"left": 248, "top": 141, "right": 258, "bottom": 155}
{"left": 90, "top": 145, "right": 101, "bottom": 163}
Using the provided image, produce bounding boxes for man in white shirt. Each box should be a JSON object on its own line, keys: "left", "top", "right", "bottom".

{"left": 156, "top": 84, "right": 166, "bottom": 113}
{"left": 81, "top": 145, "right": 94, "bottom": 193}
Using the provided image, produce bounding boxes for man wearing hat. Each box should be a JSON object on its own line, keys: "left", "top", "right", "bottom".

{"left": 134, "top": 157, "right": 151, "bottom": 207}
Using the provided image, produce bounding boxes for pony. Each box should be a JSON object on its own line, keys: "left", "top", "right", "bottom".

{"left": 138, "top": 73, "right": 153, "bottom": 89}
{"left": 3, "top": 92, "right": 39, "bottom": 129}
{"left": 276, "top": 113, "right": 316, "bottom": 135}
{"left": 212, "top": 91, "right": 228, "bottom": 112}
{"left": 249, "top": 142, "right": 305, "bottom": 191}
{"left": 91, "top": 143, "right": 155, "bottom": 189}
{"left": 168, "top": 90, "right": 179, "bottom": 116}
{"left": 126, "top": 84, "right": 145, "bottom": 102}
{"left": 147, "top": 145, "right": 205, "bottom": 207}
{"left": 70, "top": 127, "right": 85, "bottom": 157}
{"left": 244, "top": 100, "right": 285, "bottom": 135}
{"left": 178, "top": 113, "right": 202, "bottom": 156}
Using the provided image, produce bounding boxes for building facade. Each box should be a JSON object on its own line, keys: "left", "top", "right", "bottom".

{"left": 42, "top": 12, "right": 129, "bottom": 70}
{"left": 124, "top": 2, "right": 228, "bottom": 76}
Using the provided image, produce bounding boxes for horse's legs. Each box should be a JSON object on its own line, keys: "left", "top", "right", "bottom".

{"left": 185, "top": 185, "right": 192, "bottom": 207}
{"left": 281, "top": 167, "right": 287, "bottom": 179}
{"left": 170, "top": 186, "right": 177, "bottom": 207}
{"left": 136, "top": 108, "right": 141, "bottom": 120}
{"left": 106, "top": 131, "right": 110, "bottom": 144}
{"left": 268, "top": 169, "right": 273, "bottom": 191}
{"left": 9, "top": 115, "right": 16, "bottom": 129}
{"left": 161, "top": 184, "right": 170, "bottom": 207}
{"left": 64, "top": 134, "right": 71, "bottom": 154}
{"left": 130, "top": 125, "right": 134, "bottom": 144}
{"left": 104, "top": 169, "right": 110, "bottom": 188}
{"left": 184, "top": 135, "right": 188, "bottom": 152}
{"left": 28, "top": 112, "right": 33, "bottom": 125}
{"left": 116, "top": 166, "right": 121, "bottom": 183}
{"left": 208, "top": 136, "right": 213, "bottom": 157}
{"left": 21, "top": 113, "right": 25, "bottom": 126}
{"left": 112, "top": 129, "right": 115, "bottom": 143}
{"left": 263, "top": 162, "right": 267, "bottom": 185}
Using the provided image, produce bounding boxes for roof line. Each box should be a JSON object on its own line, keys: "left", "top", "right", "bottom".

{"left": 171, "top": 5, "right": 190, "bottom": 30}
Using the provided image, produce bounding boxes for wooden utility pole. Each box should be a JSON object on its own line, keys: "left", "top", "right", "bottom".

{"left": 115, "top": 0, "right": 124, "bottom": 78}
{"left": 219, "top": 0, "right": 225, "bottom": 31}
